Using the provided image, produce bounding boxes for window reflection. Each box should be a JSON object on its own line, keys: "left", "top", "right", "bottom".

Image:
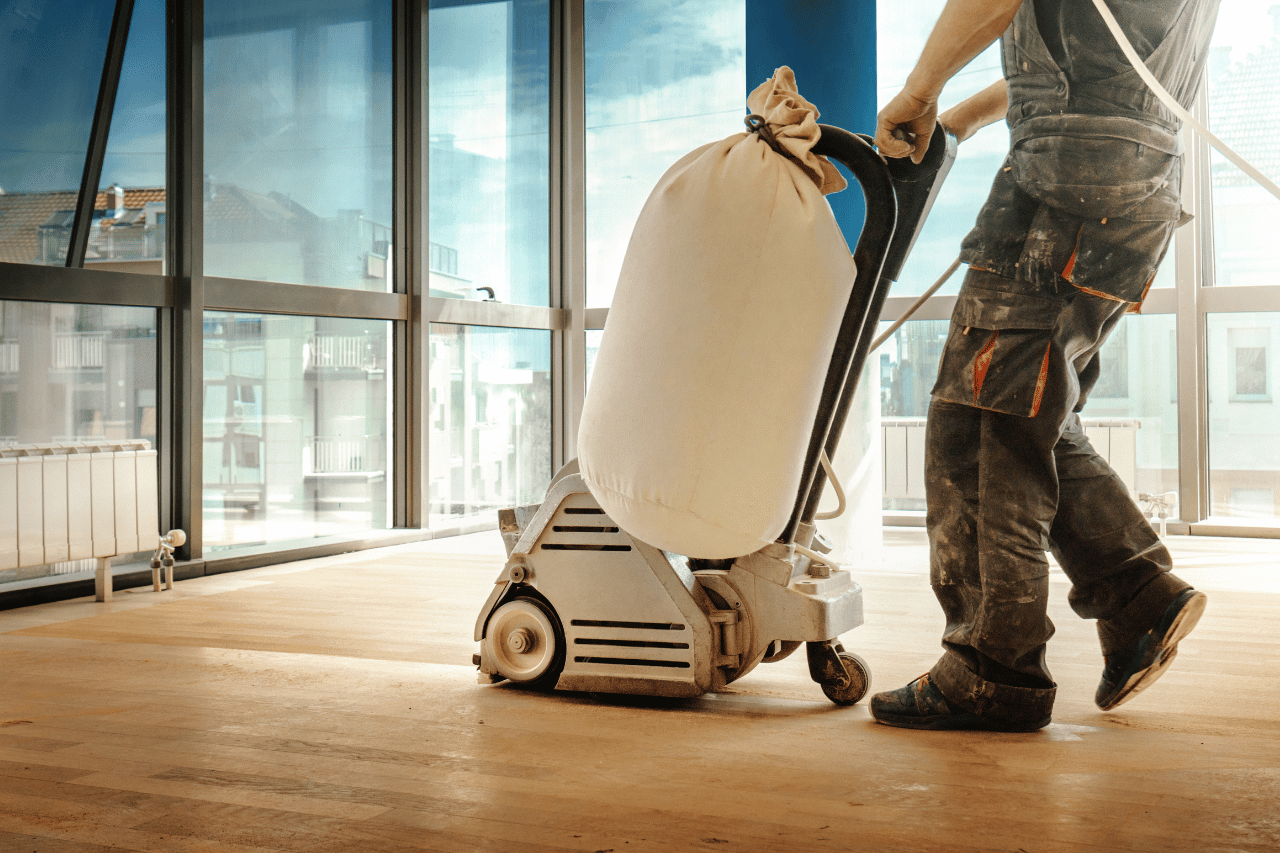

{"left": 428, "top": 0, "right": 550, "bottom": 307}
{"left": 1208, "top": 313, "right": 1280, "bottom": 519}
{"left": 203, "top": 313, "right": 391, "bottom": 549}
{"left": 0, "top": 301, "right": 157, "bottom": 445}
{"left": 430, "top": 325, "right": 550, "bottom": 523}
{"left": 91, "top": 0, "right": 167, "bottom": 274}
{"left": 0, "top": 300, "right": 157, "bottom": 586}
{"left": 584, "top": 0, "right": 744, "bottom": 308}
{"left": 0, "top": 0, "right": 116, "bottom": 266}
{"left": 204, "top": 0, "right": 393, "bottom": 290}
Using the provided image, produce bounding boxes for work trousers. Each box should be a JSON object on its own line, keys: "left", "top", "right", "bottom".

{"left": 923, "top": 174, "right": 1191, "bottom": 725}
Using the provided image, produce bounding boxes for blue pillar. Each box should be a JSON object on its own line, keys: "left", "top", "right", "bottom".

{"left": 746, "top": 0, "right": 876, "bottom": 235}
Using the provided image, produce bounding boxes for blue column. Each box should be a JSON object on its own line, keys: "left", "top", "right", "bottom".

{"left": 746, "top": 0, "right": 877, "bottom": 235}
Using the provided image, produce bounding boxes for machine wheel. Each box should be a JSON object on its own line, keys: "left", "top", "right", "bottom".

{"left": 481, "top": 596, "right": 565, "bottom": 689}
{"left": 821, "top": 652, "right": 871, "bottom": 706}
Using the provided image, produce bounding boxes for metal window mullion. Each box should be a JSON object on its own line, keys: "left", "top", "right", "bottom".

{"left": 1175, "top": 81, "right": 1213, "bottom": 524}
{"left": 395, "top": 0, "right": 427, "bottom": 529}
{"left": 553, "top": 0, "right": 587, "bottom": 475}
{"left": 167, "top": 0, "right": 204, "bottom": 560}
{"left": 67, "top": 0, "right": 137, "bottom": 269}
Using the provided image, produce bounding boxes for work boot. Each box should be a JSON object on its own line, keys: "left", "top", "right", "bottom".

{"left": 870, "top": 674, "right": 1051, "bottom": 732}
{"left": 1096, "top": 588, "right": 1207, "bottom": 711}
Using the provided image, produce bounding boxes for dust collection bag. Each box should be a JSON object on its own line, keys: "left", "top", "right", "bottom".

{"left": 578, "top": 67, "right": 856, "bottom": 559}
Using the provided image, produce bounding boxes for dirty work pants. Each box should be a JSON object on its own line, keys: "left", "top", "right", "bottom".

{"left": 924, "top": 277, "right": 1191, "bottom": 725}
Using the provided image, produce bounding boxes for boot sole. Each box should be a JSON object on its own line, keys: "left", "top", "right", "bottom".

{"left": 872, "top": 710, "right": 1051, "bottom": 733}
{"left": 1099, "top": 590, "right": 1206, "bottom": 711}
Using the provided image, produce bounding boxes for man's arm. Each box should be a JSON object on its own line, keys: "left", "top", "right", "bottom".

{"left": 875, "top": 0, "right": 1023, "bottom": 162}
{"left": 939, "top": 79, "right": 1009, "bottom": 143}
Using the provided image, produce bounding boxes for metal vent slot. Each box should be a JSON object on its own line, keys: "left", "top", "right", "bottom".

{"left": 539, "top": 543, "right": 632, "bottom": 552}
{"left": 563, "top": 507, "right": 605, "bottom": 515}
{"left": 552, "top": 525, "right": 621, "bottom": 534}
{"left": 573, "top": 656, "right": 691, "bottom": 669}
{"left": 575, "top": 638, "right": 690, "bottom": 650}
{"left": 571, "top": 619, "right": 686, "bottom": 630}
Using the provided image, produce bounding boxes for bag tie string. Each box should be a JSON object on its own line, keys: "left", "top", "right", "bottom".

{"left": 744, "top": 114, "right": 782, "bottom": 153}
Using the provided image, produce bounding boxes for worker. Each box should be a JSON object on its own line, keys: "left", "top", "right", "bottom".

{"left": 870, "top": 0, "right": 1220, "bottom": 731}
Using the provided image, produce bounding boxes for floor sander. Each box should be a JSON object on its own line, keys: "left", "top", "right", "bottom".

{"left": 471, "top": 123, "right": 956, "bottom": 705}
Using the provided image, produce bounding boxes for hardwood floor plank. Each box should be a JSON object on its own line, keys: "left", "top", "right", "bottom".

{"left": 0, "top": 828, "right": 135, "bottom": 853}
{"left": 64, "top": 771, "right": 391, "bottom": 821}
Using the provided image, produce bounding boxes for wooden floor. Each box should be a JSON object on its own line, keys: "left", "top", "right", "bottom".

{"left": 2, "top": 528, "right": 1278, "bottom": 853}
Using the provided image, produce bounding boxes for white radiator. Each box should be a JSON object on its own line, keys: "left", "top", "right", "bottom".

{"left": 882, "top": 417, "right": 1142, "bottom": 502}
{"left": 0, "top": 440, "right": 177, "bottom": 601}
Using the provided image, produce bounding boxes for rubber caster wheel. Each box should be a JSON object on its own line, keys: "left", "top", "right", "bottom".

{"left": 481, "top": 596, "right": 565, "bottom": 689}
{"left": 821, "top": 651, "right": 871, "bottom": 706}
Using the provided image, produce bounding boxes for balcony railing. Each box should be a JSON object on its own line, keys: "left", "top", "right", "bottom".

{"left": 307, "top": 335, "right": 381, "bottom": 371}
{"left": 306, "top": 435, "right": 385, "bottom": 475}
{"left": 0, "top": 342, "right": 18, "bottom": 374}
{"left": 52, "top": 332, "right": 107, "bottom": 369}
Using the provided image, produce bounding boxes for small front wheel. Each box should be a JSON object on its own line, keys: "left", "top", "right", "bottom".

{"left": 481, "top": 596, "right": 565, "bottom": 689}
{"left": 821, "top": 651, "right": 871, "bottom": 706}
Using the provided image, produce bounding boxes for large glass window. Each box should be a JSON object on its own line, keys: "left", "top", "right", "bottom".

{"left": 0, "top": 300, "right": 157, "bottom": 587}
{"left": 0, "top": 0, "right": 116, "bottom": 266}
{"left": 583, "top": 0, "right": 745, "bottom": 308}
{"left": 0, "top": 301, "right": 157, "bottom": 445}
{"left": 1208, "top": 312, "right": 1280, "bottom": 520}
{"left": 1206, "top": 1, "right": 1280, "bottom": 288}
{"left": 429, "top": 325, "right": 550, "bottom": 525}
{"left": 203, "top": 0, "right": 393, "bottom": 290}
{"left": 878, "top": 318, "right": 946, "bottom": 511}
{"left": 1082, "top": 313, "right": 1180, "bottom": 498}
{"left": 203, "top": 313, "right": 392, "bottom": 549}
{"left": 90, "top": 0, "right": 168, "bottom": 275}
{"left": 428, "top": 0, "right": 550, "bottom": 306}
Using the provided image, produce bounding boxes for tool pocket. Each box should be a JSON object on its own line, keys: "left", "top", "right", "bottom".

{"left": 932, "top": 281, "right": 1065, "bottom": 418}
{"left": 1011, "top": 133, "right": 1180, "bottom": 221}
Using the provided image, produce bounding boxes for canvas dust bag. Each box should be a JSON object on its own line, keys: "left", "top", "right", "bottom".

{"left": 578, "top": 67, "right": 856, "bottom": 559}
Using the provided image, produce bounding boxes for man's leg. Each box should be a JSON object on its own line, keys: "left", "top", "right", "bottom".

{"left": 1049, "top": 415, "right": 1205, "bottom": 709}
{"left": 925, "top": 399, "right": 1061, "bottom": 723}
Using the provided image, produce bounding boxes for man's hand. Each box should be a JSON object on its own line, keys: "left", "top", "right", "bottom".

{"left": 875, "top": 89, "right": 939, "bottom": 164}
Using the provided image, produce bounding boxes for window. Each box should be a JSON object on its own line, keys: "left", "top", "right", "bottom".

{"left": 429, "top": 325, "right": 550, "bottom": 525}
{"left": 1086, "top": 314, "right": 1180, "bottom": 498}
{"left": 0, "top": 300, "right": 158, "bottom": 587}
{"left": 877, "top": 1, "right": 1008, "bottom": 299}
{"left": 428, "top": 0, "right": 550, "bottom": 306}
{"left": 204, "top": 0, "right": 393, "bottom": 290}
{"left": 0, "top": 0, "right": 116, "bottom": 266}
{"left": 584, "top": 0, "right": 745, "bottom": 308}
{"left": 1206, "top": 1, "right": 1280, "bottom": 288}
{"left": 1208, "top": 313, "right": 1280, "bottom": 519}
{"left": 203, "top": 313, "right": 392, "bottom": 549}
{"left": 92, "top": 0, "right": 167, "bottom": 274}
{"left": 1228, "top": 328, "right": 1270, "bottom": 401}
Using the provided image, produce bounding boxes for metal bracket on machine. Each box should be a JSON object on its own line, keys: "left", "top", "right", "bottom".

{"left": 806, "top": 639, "right": 850, "bottom": 690}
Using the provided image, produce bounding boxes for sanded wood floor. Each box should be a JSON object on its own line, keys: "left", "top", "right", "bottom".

{"left": 1, "top": 529, "right": 1277, "bottom": 852}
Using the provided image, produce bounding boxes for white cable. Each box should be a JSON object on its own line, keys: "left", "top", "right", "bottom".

{"left": 814, "top": 450, "right": 846, "bottom": 520}
{"left": 794, "top": 542, "right": 834, "bottom": 569}
{"left": 1091, "top": 0, "right": 1280, "bottom": 203}
{"left": 870, "top": 255, "right": 963, "bottom": 352}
